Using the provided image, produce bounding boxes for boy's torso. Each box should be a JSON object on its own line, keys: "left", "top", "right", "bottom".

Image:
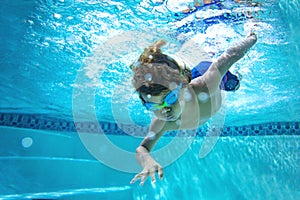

{"left": 168, "top": 86, "right": 222, "bottom": 130}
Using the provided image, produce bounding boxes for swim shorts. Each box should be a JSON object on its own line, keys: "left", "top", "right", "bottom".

{"left": 191, "top": 61, "right": 240, "bottom": 91}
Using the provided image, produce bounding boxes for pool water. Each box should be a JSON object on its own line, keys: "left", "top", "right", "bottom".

{"left": 0, "top": 0, "right": 299, "bottom": 199}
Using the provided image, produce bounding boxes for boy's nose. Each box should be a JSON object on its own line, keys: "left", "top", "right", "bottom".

{"left": 161, "top": 107, "right": 172, "bottom": 114}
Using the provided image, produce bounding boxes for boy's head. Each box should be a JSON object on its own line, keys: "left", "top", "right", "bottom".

{"left": 131, "top": 40, "right": 191, "bottom": 95}
{"left": 130, "top": 40, "right": 191, "bottom": 121}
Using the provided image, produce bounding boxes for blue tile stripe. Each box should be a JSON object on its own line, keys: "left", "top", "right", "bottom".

{"left": 0, "top": 113, "right": 299, "bottom": 136}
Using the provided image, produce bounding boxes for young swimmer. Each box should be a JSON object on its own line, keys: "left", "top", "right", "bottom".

{"left": 130, "top": 32, "right": 257, "bottom": 186}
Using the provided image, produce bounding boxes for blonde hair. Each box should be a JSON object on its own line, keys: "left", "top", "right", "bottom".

{"left": 131, "top": 40, "right": 191, "bottom": 95}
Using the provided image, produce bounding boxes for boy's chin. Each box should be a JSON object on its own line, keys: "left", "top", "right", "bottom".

{"left": 155, "top": 112, "right": 181, "bottom": 122}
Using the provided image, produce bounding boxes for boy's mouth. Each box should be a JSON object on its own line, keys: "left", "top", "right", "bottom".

{"left": 166, "top": 115, "right": 176, "bottom": 121}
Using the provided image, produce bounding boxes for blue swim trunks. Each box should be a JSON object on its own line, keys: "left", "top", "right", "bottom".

{"left": 191, "top": 61, "right": 240, "bottom": 91}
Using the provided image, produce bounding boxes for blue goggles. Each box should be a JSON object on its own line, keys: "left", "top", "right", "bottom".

{"left": 141, "top": 83, "right": 183, "bottom": 111}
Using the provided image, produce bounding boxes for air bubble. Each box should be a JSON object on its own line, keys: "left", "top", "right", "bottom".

{"left": 148, "top": 132, "right": 156, "bottom": 140}
{"left": 53, "top": 13, "right": 62, "bottom": 19}
{"left": 198, "top": 92, "right": 209, "bottom": 103}
{"left": 149, "top": 55, "right": 153, "bottom": 59}
{"left": 145, "top": 73, "right": 152, "bottom": 81}
{"left": 183, "top": 89, "right": 192, "bottom": 102}
{"left": 147, "top": 94, "right": 152, "bottom": 99}
{"left": 22, "top": 137, "right": 33, "bottom": 148}
{"left": 27, "top": 20, "right": 34, "bottom": 25}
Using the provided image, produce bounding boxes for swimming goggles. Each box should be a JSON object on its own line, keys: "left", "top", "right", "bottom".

{"left": 142, "top": 83, "right": 183, "bottom": 111}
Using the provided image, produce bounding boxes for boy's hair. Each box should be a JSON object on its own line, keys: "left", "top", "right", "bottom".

{"left": 131, "top": 40, "right": 191, "bottom": 96}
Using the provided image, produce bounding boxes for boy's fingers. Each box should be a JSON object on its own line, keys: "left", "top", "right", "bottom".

{"left": 150, "top": 171, "right": 156, "bottom": 183}
{"left": 140, "top": 174, "right": 147, "bottom": 186}
{"left": 131, "top": 167, "right": 163, "bottom": 185}
{"left": 158, "top": 167, "right": 164, "bottom": 179}
{"left": 130, "top": 173, "right": 141, "bottom": 184}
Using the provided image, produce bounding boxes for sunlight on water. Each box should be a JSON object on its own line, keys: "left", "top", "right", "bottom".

{"left": 132, "top": 135, "right": 299, "bottom": 200}
{"left": 0, "top": 186, "right": 132, "bottom": 200}
{"left": 278, "top": 0, "right": 300, "bottom": 64}
{"left": 1, "top": 0, "right": 298, "bottom": 124}
{"left": 0, "top": 1, "right": 299, "bottom": 199}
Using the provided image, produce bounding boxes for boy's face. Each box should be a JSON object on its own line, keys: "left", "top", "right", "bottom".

{"left": 140, "top": 89, "right": 182, "bottom": 122}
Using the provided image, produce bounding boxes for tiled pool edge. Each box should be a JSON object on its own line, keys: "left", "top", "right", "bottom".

{"left": 0, "top": 113, "right": 299, "bottom": 136}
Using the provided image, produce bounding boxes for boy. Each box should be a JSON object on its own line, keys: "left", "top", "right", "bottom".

{"left": 130, "top": 32, "right": 257, "bottom": 185}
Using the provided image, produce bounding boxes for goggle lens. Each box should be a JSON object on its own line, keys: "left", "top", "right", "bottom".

{"left": 143, "top": 83, "right": 182, "bottom": 111}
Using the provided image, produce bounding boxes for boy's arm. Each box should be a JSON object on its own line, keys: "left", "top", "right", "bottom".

{"left": 131, "top": 118, "right": 177, "bottom": 185}
{"left": 197, "top": 33, "right": 257, "bottom": 90}
{"left": 139, "top": 118, "right": 173, "bottom": 151}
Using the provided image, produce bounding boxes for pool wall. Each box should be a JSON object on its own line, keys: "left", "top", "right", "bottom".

{"left": 0, "top": 126, "right": 134, "bottom": 199}
{"left": 0, "top": 113, "right": 299, "bottom": 199}
{"left": 1, "top": 113, "right": 299, "bottom": 137}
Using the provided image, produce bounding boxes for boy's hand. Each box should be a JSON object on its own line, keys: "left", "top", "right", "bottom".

{"left": 248, "top": 30, "right": 257, "bottom": 39}
{"left": 130, "top": 158, "right": 164, "bottom": 186}
{"left": 245, "top": 23, "right": 258, "bottom": 39}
